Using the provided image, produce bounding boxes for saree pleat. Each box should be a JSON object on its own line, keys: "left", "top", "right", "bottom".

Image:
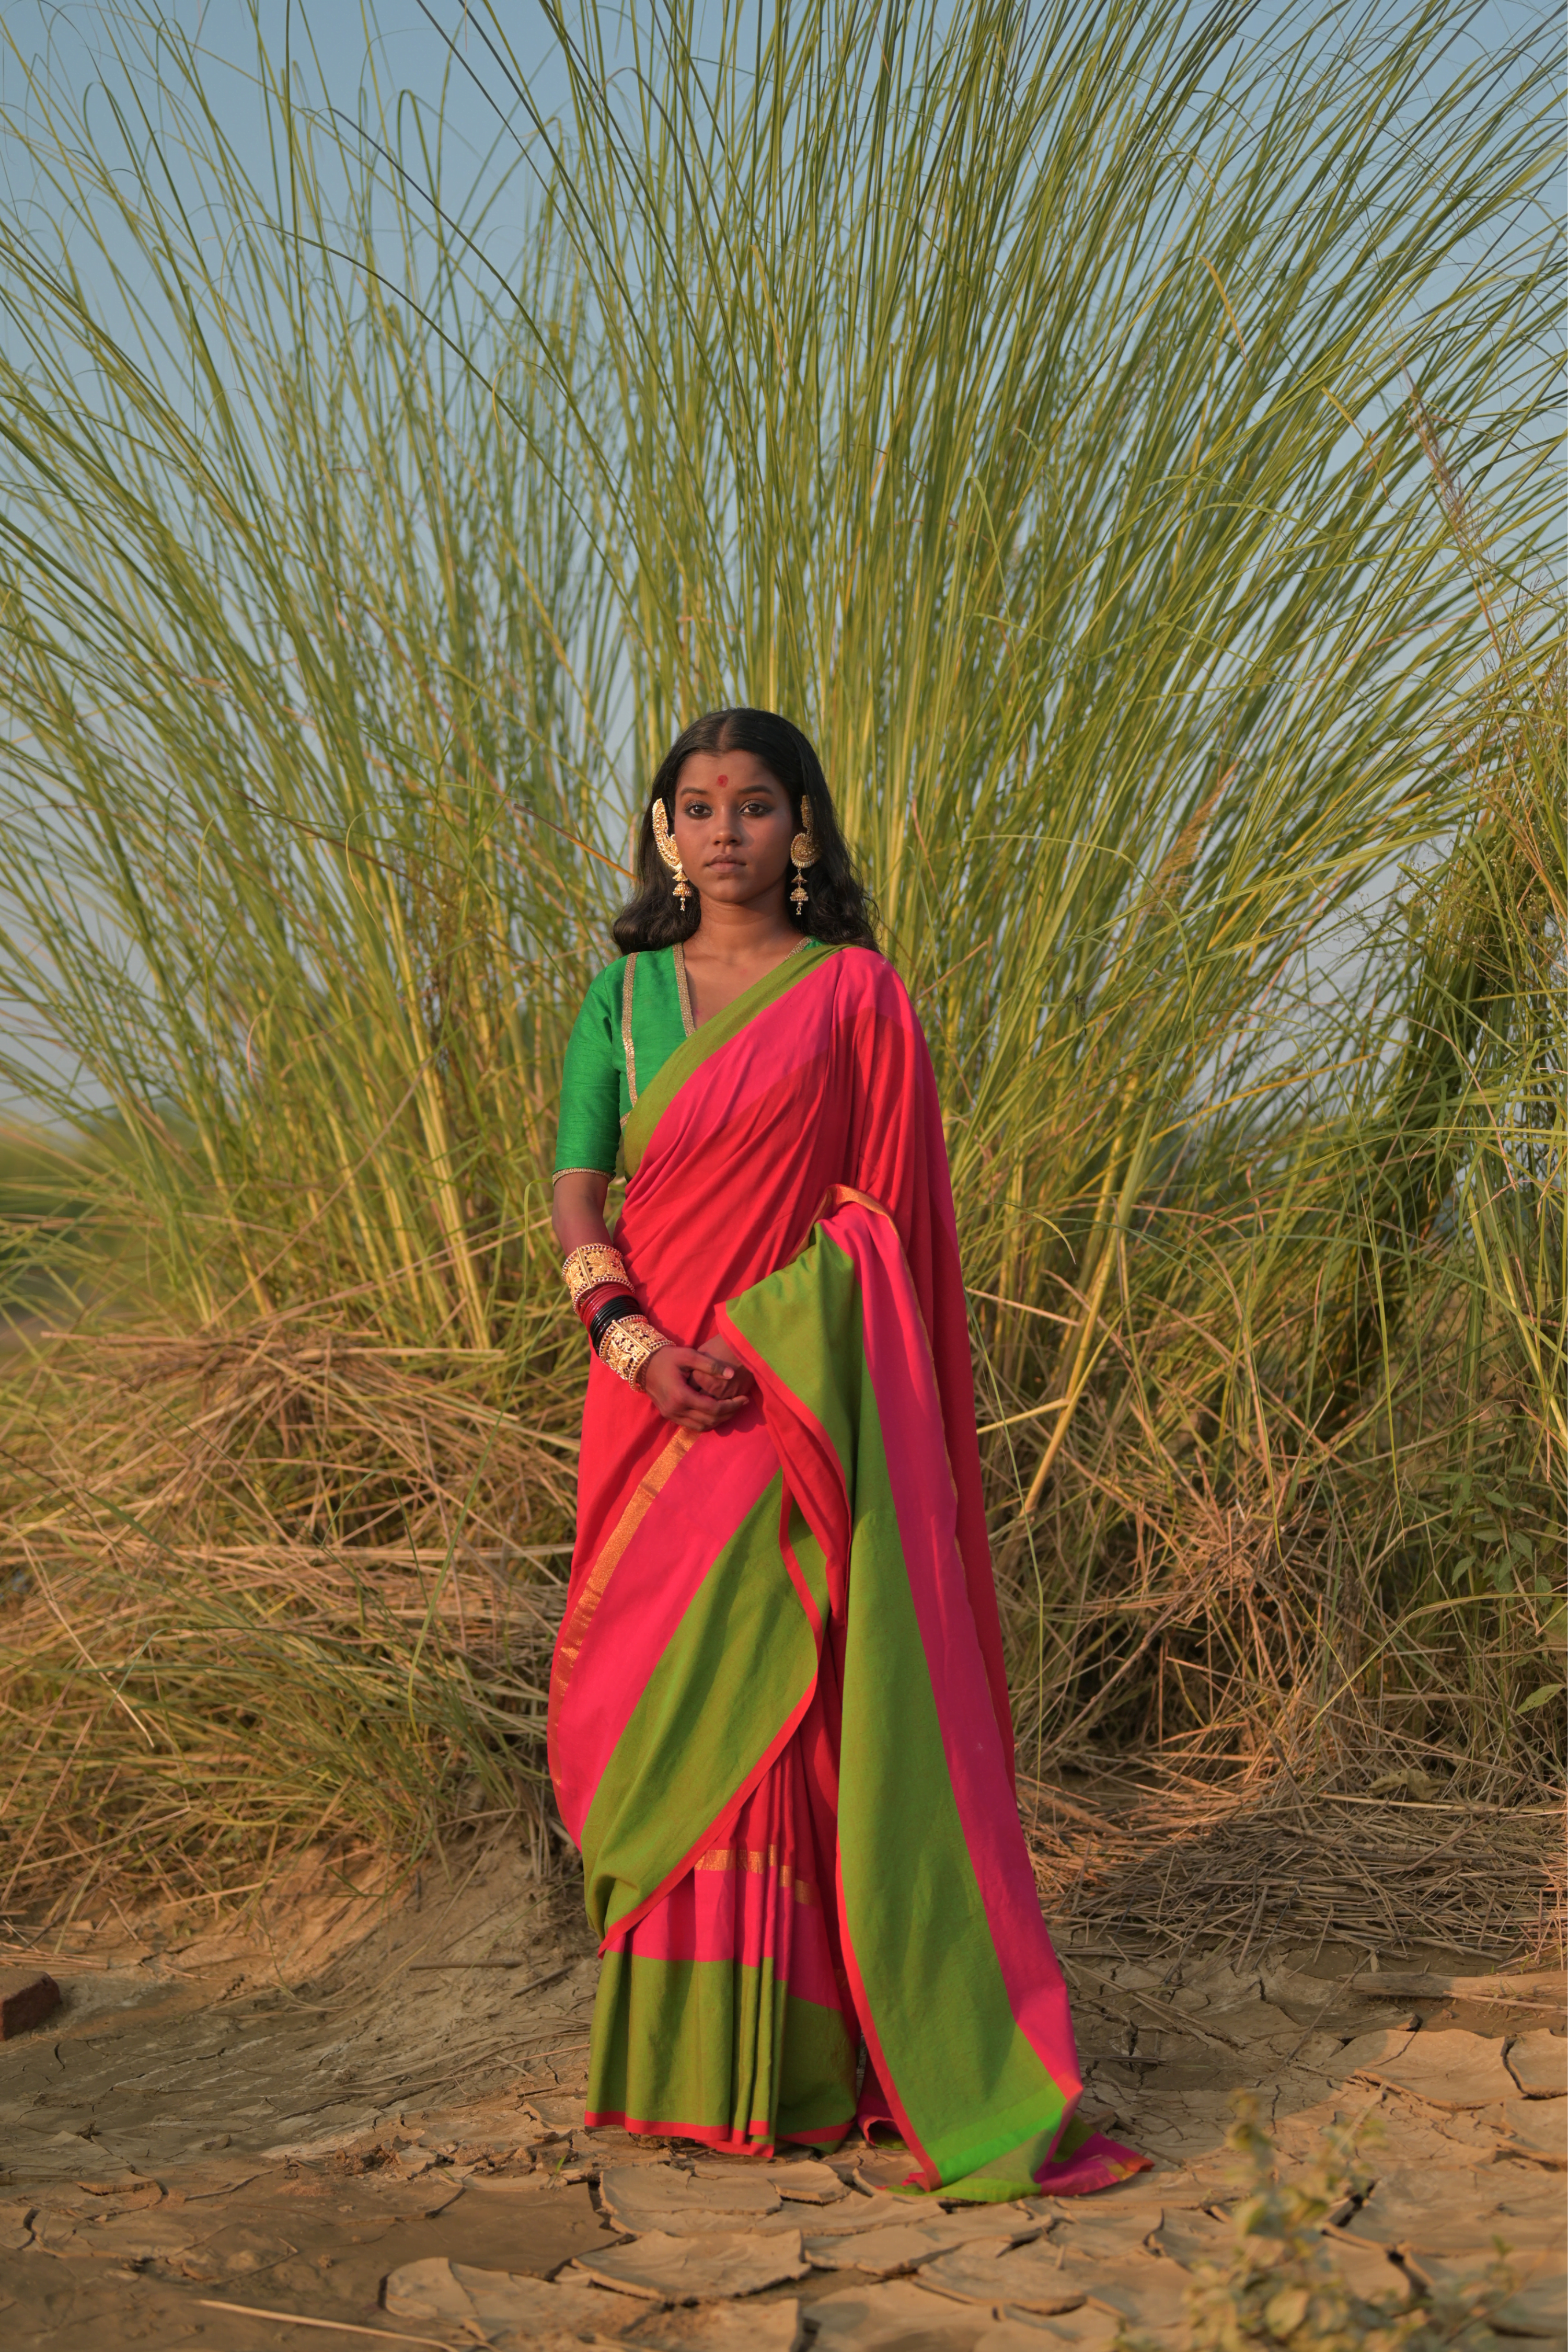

{"left": 551, "top": 946, "right": 1146, "bottom": 2196}
{"left": 585, "top": 1680, "right": 858, "bottom": 2149}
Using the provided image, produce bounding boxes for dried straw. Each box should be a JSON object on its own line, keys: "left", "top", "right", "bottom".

{"left": 1027, "top": 1773, "right": 1566, "bottom": 1966}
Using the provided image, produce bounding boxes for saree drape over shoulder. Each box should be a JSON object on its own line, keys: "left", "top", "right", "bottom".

{"left": 549, "top": 943, "right": 1144, "bottom": 2199}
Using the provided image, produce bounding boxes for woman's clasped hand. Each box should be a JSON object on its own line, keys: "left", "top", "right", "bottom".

{"left": 642, "top": 1331, "right": 753, "bottom": 1429}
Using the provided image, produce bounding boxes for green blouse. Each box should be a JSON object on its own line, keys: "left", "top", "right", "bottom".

{"left": 554, "top": 944, "right": 697, "bottom": 1178}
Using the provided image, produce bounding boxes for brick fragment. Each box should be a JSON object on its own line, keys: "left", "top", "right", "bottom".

{"left": 0, "top": 1970, "right": 61, "bottom": 2038}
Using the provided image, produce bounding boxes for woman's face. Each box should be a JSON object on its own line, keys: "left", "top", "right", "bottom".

{"left": 671, "top": 750, "right": 795, "bottom": 912}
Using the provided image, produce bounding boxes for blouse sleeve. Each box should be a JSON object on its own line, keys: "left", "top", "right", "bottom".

{"left": 554, "top": 962, "right": 625, "bottom": 1178}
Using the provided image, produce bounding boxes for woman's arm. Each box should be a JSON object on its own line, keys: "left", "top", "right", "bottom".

{"left": 551, "top": 1168, "right": 614, "bottom": 1258}
{"left": 550, "top": 1172, "right": 749, "bottom": 1432}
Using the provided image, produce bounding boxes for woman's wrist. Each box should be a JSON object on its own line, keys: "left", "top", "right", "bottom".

{"left": 591, "top": 1300, "right": 672, "bottom": 1388}
{"left": 563, "top": 1243, "right": 671, "bottom": 1387}
{"left": 563, "top": 1241, "right": 631, "bottom": 1313}
{"left": 575, "top": 1276, "right": 634, "bottom": 1322}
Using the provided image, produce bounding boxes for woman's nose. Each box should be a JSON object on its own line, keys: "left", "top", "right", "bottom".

{"left": 711, "top": 805, "right": 741, "bottom": 841}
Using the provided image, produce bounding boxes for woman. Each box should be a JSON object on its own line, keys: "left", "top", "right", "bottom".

{"left": 549, "top": 708, "right": 1143, "bottom": 2199}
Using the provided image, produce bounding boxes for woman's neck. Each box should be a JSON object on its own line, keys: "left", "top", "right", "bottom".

{"left": 683, "top": 894, "right": 798, "bottom": 970}
{"left": 677, "top": 895, "right": 806, "bottom": 1024}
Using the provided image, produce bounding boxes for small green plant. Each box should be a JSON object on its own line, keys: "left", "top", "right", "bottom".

{"left": 1133, "top": 2095, "right": 1515, "bottom": 2352}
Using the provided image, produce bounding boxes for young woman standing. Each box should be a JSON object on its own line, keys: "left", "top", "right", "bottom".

{"left": 549, "top": 707, "right": 1143, "bottom": 2198}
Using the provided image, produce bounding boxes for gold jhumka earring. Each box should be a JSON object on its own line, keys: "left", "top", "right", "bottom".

{"left": 651, "top": 797, "right": 693, "bottom": 903}
{"left": 789, "top": 795, "right": 821, "bottom": 915}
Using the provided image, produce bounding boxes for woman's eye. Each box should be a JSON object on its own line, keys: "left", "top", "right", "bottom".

{"left": 680, "top": 802, "right": 709, "bottom": 819}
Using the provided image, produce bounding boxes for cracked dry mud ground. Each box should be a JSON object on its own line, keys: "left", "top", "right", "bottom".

{"left": 2, "top": 1841, "right": 1563, "bottom": 2350}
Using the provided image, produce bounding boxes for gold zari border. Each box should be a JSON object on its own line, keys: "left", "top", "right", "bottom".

{"left": 552, "top": 1428, "right": 695, "bottom": 1698}
{"left": 694, "top": 1843, "right": 821, "bottom": 1908}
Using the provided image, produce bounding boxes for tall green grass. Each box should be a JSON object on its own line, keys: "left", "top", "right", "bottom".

{"left": 0, "top": 0, "right": 1560, "bottom": 1911}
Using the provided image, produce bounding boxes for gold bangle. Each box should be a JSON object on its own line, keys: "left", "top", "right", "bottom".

{"left": 563, "top": 1241, "right": 630, "bottom": 1309}
{"left": 598, "top": 1313, "right": 671, "bottom": 1389}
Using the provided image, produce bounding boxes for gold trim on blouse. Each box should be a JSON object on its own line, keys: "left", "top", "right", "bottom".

{"left": 672, "top": 940, "right": 696, "bottom": 1039}
{"left": 620, "top": 953, "right": 639, "bottom": 1106}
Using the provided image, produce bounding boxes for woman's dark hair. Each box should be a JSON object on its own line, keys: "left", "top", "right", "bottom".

{"left": 612, "top": 708, "right": 878, "bottom": 954}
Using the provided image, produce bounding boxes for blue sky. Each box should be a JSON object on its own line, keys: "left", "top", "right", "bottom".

{"left": 2, "top": 2, "right": 1555, "bottom": 460}
{"left": 3, "top": 2, "right": 1554, "bottom": 217}
{"left": 1, "top": 2, "right": 1555, "bottom": 383}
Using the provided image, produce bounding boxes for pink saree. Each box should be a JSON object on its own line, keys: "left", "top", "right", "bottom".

{"left": 549, "top": 943, "right": 1144, "bottom": 2197}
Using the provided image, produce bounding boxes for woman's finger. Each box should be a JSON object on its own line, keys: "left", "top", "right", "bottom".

{"left": 674, "top": 1395, "right": 746, "bottom": 1429}
{"left": 643, "top": 1346, "right": 754, "bottom": 1427}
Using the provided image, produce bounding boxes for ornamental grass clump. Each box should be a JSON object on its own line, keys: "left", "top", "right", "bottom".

{"left": 0, "top": 0, "right": 1560, "bottom": 1913}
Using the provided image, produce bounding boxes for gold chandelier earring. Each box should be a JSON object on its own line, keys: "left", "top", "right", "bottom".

{"left": 651, "top": 797, "right": 693, "bottom": 903}
{"left": 789, "top": 795, "right": 821, "bottom": 916}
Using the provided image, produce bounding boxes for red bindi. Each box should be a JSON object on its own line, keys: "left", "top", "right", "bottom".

{"left": 715, "top": 773, "right": 728, "bottom": 786}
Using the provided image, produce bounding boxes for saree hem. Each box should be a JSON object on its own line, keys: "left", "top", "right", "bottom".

{"left": 583, "top": 2111, "right": 854, "bottom": 2157}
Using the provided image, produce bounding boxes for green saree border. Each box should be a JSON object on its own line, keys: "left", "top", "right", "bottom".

{"left": 621, "top": 941, "right": 837, "bottom": 1178}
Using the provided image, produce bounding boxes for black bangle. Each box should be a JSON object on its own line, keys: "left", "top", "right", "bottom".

{"left": 588, "top": 1294, "right": 642, "bottom": 1356}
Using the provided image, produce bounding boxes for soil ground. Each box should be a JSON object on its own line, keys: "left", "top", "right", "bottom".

{"left": 1, "top": 1836, "right": 1562, "bottom": 2349}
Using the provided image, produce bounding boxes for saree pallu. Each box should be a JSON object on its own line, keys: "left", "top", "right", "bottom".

{"left": 549, "top": 944, "right": 1144, "bottom": 2198}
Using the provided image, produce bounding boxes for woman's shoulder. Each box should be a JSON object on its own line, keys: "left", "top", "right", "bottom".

{"left": 571, "top": 953, "right": 631, "bottom": 1026}
{"left": 826, "top": 939, "right": 906, "bottom": 997}
{"left": 822, "top": 941, "right": 929, "bottom": 1039}
{"left": 573, "top": 943, "right": 686, "bottom": 1021}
